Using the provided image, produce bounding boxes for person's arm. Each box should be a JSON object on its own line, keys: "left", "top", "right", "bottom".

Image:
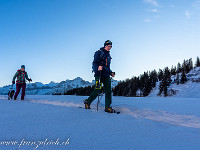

{"left": 25, "top": 72, "right": 32, "bottom": 82}
{"left": 93, "top": 51, "right": 101, "bottom": 73}
{"left": 104, "top": 66, "right": 115, "bottom": 77}
{"left": 12, "top": 71, "right": 19, "bottom": 84}
{"left": 104, "top": 57, "right": 114, "bottom": 76}
{"left": 108, "top": 67, "right": 112, "bottom": 75}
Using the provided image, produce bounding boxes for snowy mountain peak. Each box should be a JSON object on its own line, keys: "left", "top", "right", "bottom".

{"left": 48, "top": 81, "right": 58, "bottom": 87}
{"left": 73, "top": 77, "right": 82, "bottom": 81}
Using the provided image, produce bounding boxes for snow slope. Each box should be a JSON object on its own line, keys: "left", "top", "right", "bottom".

{"left": 0, "top": 95, "right": 200, "bottom": 150}
{"left": 149, "top": 67, "right": 200, "bottom": 98}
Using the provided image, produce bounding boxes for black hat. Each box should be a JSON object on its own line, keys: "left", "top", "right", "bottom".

{"left": 104, "top": 40, "right": 112, "bottom": 47}
{"left": 21, "top": 65, "right": 25, "bottom": 69}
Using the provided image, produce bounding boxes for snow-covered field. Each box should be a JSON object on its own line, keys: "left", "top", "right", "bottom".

{"left": 0, "top": 95, "right": 200, "bottom": 150}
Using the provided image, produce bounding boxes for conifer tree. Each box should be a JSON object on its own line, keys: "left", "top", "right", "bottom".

{"left": 158, "top": 69, "right": 163, "bottom": 81}
{"left": 180, "top": 71, "right": 187, "bottom": 84}
{"left": 189, "top": 58, "right": 193, "bottom": 71}
{"left": 177, "top": 62, "right": 182, "bottom": 73}
{"left": 195, "top": 56, "right": 200, "bottom": 67}
{"left": 176, "top": 73, "right": 180, "bottom": 85}
{"left": 171, "top": 66, "right": 177, "bottom": 75}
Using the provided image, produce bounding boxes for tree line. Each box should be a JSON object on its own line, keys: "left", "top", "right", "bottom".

{"left": 113, "top": 57, "right": 199, "bottom": 97}
{"left": 54, "top": 56, "right": 200, "bottom": 97}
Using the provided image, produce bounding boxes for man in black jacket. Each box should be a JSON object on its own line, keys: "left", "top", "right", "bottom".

{"left": 84, "top": 40, "right": 115, "bottom": 113}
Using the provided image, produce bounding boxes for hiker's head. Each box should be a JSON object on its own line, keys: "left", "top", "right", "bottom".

{"left": 21, "top": 65, "right": 25, "bottom": 71}
{"left": 104, "top": 40, "right": 112, "bottom": 51}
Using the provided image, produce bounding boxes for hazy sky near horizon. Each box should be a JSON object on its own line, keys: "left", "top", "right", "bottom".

{"left": 0, "top": 0, "right": 200, "bottom": 87}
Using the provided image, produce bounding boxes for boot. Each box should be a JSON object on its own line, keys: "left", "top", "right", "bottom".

{"left": 105, "top": 107, "right": 116, "bottom": 113}
{"left": 84, "top": 100, "right": 91, "bottom": 109}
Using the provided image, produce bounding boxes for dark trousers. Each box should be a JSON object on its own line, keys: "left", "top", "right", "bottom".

{"left": 14, "top": 83, "right": 26, "bottom": 99}
{"left": 87, "top": 76, "right": 112, "bottom": 108}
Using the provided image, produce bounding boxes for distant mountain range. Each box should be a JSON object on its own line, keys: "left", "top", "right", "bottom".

{"left": 0, "top": 77, "right": 119, "bottom": 95}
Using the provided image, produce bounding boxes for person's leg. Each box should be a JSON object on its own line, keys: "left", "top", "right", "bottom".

{"left": 103, "top": 77, "right": 112, "bottom": 108}
{"left": 11, "top": 91, "right": 15, "bottom": 99}
{"left": 86, "top": 76, "right": 101, "bottom": 105}
{"left": 8, "top": 91, "right": 10, "bottom": 100}
{"left": 21, "top": 83, "right": 26, "bottom": 100}
{"left": 14, "top": 84, "right": 22, "bottom": 99}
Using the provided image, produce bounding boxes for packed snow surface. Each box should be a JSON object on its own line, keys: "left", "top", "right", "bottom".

{"left": 0, "top": 95, "right": 200, "bottom": 150}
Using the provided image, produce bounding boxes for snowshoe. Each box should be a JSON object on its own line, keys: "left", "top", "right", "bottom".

{"left": 105, "top": 107, "right": 116, "bottom": 113}
{"left": 84, "top": 100, "right": 91, "bottom": 109}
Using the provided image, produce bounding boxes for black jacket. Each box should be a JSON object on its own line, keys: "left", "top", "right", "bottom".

{"left": 93, "top": 47, "right": 112, "bottom": 77}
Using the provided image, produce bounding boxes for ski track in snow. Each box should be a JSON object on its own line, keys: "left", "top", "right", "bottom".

{"left": 117, "top": 107, "right": 200, "bottom": 129}
{"left": 1, "top": 96, "right": 200, "bottom": 129}
{"left": 27, "top": 99, "right": 106, "bottom": 111}
{"left": 28, "top": 99, "right": 200, "bottom": 129}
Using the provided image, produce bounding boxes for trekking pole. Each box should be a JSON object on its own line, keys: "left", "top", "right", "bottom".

{"left": 97, "top": 88, "right": 99, "bottom": 111}
{"left": 97, "top": 79, "right": 100, "bottom": 111}
{"left": 110, "top": 72, "right": 115, "bottom": 105}
{"left": 28, "top": 81, "right": 30, "bottom": 89}
{"left": 27, "top": 80, "right": 31, "bottom": 96}
{"left": 97, "top": 70, "right": 102, "bottom": 111}
{"left": 97, "top": 82, "right": 103, "bottom": 111}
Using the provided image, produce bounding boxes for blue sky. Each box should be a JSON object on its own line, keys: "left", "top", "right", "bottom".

{"left": 0, "top": 0, "right": 200, "bottom": 87}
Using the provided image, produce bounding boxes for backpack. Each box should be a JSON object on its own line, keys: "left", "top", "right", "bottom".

{"left": 17, "top": 70, "right": 27, "bottom": 80}
{"left": 92, "top": 49, "right": 104, "bottom": 73}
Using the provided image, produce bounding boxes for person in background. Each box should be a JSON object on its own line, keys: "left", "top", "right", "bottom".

{"left": 12, "top": 65, "right": 32, "bottom": 100}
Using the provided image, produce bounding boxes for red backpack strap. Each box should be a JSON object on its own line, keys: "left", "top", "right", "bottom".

{"left": 17, "top": 70, "right": 21, "bottom": 75}
{"left": 16, "top": 70, "right": 21, "bottom": 83}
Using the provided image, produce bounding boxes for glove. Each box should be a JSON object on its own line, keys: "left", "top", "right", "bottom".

{"left": 12, "top": 81, "right": 15, "bottom": 84}
{"left": 111, "top": 72, "right": 115, "bottom": 77}
{"left": 29, "top": 78, "right": 32, "bottom": 82}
